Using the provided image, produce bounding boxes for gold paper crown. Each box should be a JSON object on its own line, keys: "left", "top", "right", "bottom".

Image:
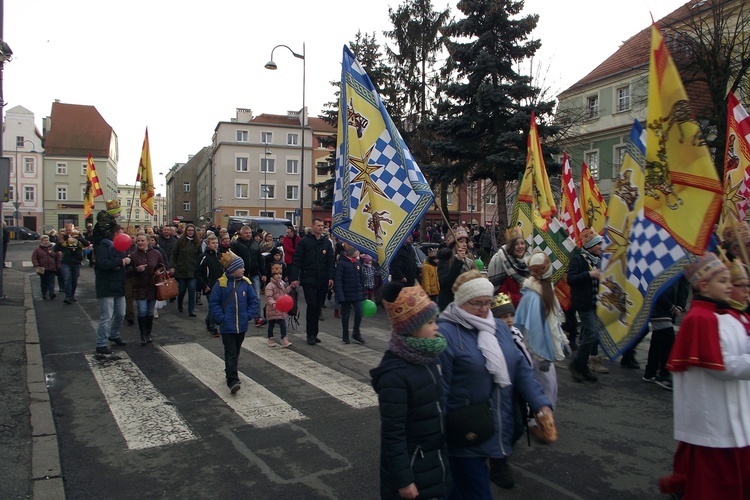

{"left": 505, "top": 226, "right": 523, "bottom": 242}
{"left": 382, "top": 284, "right": 438, "bottom": 336}
{"left": 729, "top": 259, "right": 749, "bottom": 283}
{"left": 685, "top": 252, "right": 727, "bottom": 286}
{"left": 220, "top": 250, "right": 239, "bottom": 269}
{"left": 491, "top": 292, "right": 512, "bottom": 309}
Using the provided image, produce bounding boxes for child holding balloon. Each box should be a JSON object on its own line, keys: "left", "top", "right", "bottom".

{"left": 335, "top": 245, "right": 366, "bottom": 344}
{"left": 265, "top": 263, "right": 293, "bottom": 347}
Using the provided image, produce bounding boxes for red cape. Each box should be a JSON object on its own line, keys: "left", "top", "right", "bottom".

{"left": 667, "top": 299, "right": 725, "bottom": 372}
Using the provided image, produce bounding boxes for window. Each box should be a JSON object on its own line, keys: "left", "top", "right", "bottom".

{"left": 287, "top": 133, "right": 299, "bottom": 146}
{"left": 260, "top": 211, "right": 274, "bottom": 218}
{"left": 285, "top": 211, "right": 296, "bottom": 221}
{"left": 585, "top": 151, "right": 600, "bottom": 180}
{"left": 614, "top": 146, "right": 627, "bottom": 171}
{"left": 56, "top": 185, "right": 68, "bottom": 201}
{"left": 261, "top": 157, "right": 275, "bottom": 173}
{"left": 81, "top": 185, "right": 87, "bottom": 200}
{"left": 235, "top": 210, "right": 249, "bottom": 216}
{"left": 153, "top": 215, "right": 158, "bottom": 222}
{"left": 261, "top": 132, "right": 273, "bottom": 144}
{"left": 616, "top": 86, "right": 630, "bottom": 112}
{"left": 126, "top": 199, "right": 132, "bottom": 206}
{"left": 183, "top": 201, "right": 190, "bottom": 211}
{"left": 286, "top": 159, "right": 298, "bottom": 174}
{"left": 316, "top": 161, "right": 327, "bottom": 175}
{"left": 135, "top": 209, "right": 140, "bottom": 219}
{"left": 235, "top": 183, "right": 248, "bottom": 199}
{"left": 260, "top": 184, "right": 275, "bottom": 199}
{"left": 485, "top": 194, "right": 496, "bottom": 205}
{"left": 236, "top": 157, "right": 248, "bottom": 172}
{"left": 286, "top": 185, "right": 299, "bottom": 200}
{"left": 587, "top": 95, "right": 599, "bottom": 119}
{"left": 236, "top": 130, "right": 248, "bottom": 142}
{"left": 24, "top": 158, "right": 35, "bottom": 174}
{"left": 24, "top": 186, "right": 34, "bottom": 202}
{"left": 81, "top": 162, "right": 88, "bottom": 175}
{"left": 183, "top": 182, "right": 191, "bottom": 193}
{"left": 446, "top": 186, "right": 454, "bottom": 205}
{"left": 57, "top": 163, "right": 67, "bottom": 175}
{"left": 16, "top": 136, "right": 24, "bottom": 147}
{"left": 7, "top": 185, "right": 13, "bottom": 201}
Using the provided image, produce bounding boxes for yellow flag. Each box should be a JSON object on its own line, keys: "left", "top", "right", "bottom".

{"left": 580, "top": 161, "right": 608, "bottom": 234}
{"left": 644, "top": 24, "right": 722, "bottom": 254}
{"left": 517, "top": 111, "right": 557, "bottom": 233}
{"left": 137, "top": 128, "right": 155, "bottom": 216}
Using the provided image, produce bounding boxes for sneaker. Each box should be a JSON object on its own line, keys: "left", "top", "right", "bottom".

{"left": 255, "top": 319, "right": 267, "bottom": 327}
{"left": 50, "top": 293, "right": 56, "bottom": 300}
{"left": 63, "top": 298, "right": 72, "bottom": 305}
{"left": 654, "top": 375, "right": 673, "bottom": 391}
{"left": 70, "top": 297, "right": 78, "bottom": 303}
{"left": 280, "top": 338, "right": 291, "bottom": 348}
{"left": 108, "top": 337, "right": 127, "bottom": 346}
{"left": 95, "top": 346, "right": 112, "bottom": 355}
{"left": 307, "top": 336, "right": 316, "bottom": 346}
{"left": 267, "top": 338, "right": 276, "bottom": 347}
{"left": 230, "top": 383, "right": 241, "bottom": 394}
{"left": 314, "top": 337, "right": 321, "bottom": 343}
{"left": 352, "top": 333, "right": 365, "bottom": 344}
{"left": 643, "top": 375, "right": 657, "bottom": 384}
{"left": 342, "top": 336, "right": 350, "bottom": 344}
{"left": 589, "top": 355, "right": 609, "bottom": 374}
{"left": 210, "top": 331, "right": 220, "bottom": 338}
{"left": 489, "top": 458, "right": 515, "bottom": 489}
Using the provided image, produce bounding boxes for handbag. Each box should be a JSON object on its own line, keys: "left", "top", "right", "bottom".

{"left": 445, "top": 389, "right": 496, "bottom": 447}
{"left": 154, "top": 270, "right": 179, "bottom": 301}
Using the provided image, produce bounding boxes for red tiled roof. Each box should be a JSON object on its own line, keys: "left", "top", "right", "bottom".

{"left": 43, "top": 102, "right": 113, "bottom": 157}
{"left": 249, "top": 113, "right": 335, "bottom": 133}
{"left": 560, "top": 0, "right": 704, "bottom": 96}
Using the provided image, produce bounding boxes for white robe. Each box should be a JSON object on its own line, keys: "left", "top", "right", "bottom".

{"left": 673, "top": 312, "right": 750, "bottom": 448}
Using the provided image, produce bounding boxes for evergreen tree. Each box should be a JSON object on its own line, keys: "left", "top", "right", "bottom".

{"left": 428, "top": 0, "right": 559, "bottom": 226}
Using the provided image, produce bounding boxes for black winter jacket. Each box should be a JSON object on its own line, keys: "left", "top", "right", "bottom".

{"left": 437, "top": 248, "right": 465, "bottom": 311}
{"left": 198, "top": 249, "right": 224, "bottom": 293}
{"left": 94, "top": 238, "right": 127, "bottom": 298}
{"left": 651, "top": 276, "right": 690, "bottom": 322}
{"left": 567, "top": 249, "right": 599, "bottom": 311}
{"left": 334, "top": 256, "right": 365, "bottom": 303}
{"left": 290, "top": 233, "right": 334, "bottom": 287}
{"left": 370, "top": 351, "right": 449, "bottom": 499}
{"left": 389, "top": 245, "right": 419, "bottom": 286}
{"left": 231, "top": 237, "right": 265, "bottom": 279}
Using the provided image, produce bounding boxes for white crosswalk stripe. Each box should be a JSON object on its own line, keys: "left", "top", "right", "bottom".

{"left": 86, "top": 351, "right": 196, "bottom": 450}
{"left": 162, "top": 343, "right": 306, "bottom": 428}
{"left": 243, "top": 338, "right": 379, "bottom": 409}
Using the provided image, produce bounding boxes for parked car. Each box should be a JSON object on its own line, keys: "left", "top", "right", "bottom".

{"left": 6, "top": 226, "right": 40, "bottom": 240}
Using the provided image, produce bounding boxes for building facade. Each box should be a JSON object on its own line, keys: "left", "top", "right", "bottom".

{"left": 2, "top": 105, "right": 44, "bottom": 231}
{"left": 117, "top": 184, "right": 167, "bottom": 229}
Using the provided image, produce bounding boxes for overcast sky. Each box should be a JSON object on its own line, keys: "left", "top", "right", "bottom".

{"left": 4, "top": 0, "right": 686, "bottom": 194}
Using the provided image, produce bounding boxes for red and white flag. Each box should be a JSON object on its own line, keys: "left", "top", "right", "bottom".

{"left": 719, "top": 93, "right": 750, "bottom": 232}
{"left": 560, "top": 152, "right": 584, "bottom": 246}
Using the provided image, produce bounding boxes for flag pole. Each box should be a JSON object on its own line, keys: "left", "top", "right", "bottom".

{"left": 126, "top": 180, "right": 138, "bottom": 233}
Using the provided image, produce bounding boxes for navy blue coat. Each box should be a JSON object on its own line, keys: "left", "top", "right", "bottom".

{"left": 334, "top": 256, "right": 365, "bottom": 303}
{"left": 437, "top": 315, "right": 551, "bottom": 459}
{"left": 94, "top": 238, "right": 127, "bottom": 298}
{"left": 208, "top": 274, "right": 260, "bottom": 334}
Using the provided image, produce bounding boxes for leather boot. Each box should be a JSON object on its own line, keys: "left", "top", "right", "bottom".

{"left": 138, "top": 317, "right": 147, "bottom": 346}
{"left": 146, "top": 316, "right": 153, "bottom": 343}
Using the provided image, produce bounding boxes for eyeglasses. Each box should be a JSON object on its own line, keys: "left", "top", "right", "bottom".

{"left": 466, "top": 300, "right": 493, "bottom": 310}
{"left": 733, "top": 283, "right": 750, "bottom": 289}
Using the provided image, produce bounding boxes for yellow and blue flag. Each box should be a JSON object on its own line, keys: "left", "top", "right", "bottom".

{"left": 332, "top": 46, "right": 434, "bottom": 274}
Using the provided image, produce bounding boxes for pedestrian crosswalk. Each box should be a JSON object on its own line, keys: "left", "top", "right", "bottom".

{"left": 85, "top": 336, "right": 383, "bottom": 450}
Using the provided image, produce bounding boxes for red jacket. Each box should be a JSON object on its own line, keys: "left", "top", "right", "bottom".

{"left": 282, "top": 234, "right": 300, "bottom": 265}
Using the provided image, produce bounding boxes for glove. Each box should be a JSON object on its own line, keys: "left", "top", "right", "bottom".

{"left": 535, "top": 411, "right": 558, "bottom": 442}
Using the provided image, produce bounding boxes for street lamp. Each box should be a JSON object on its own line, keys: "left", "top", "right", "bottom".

{"left": 265, "top": 42, "right": 305, "bottom": 228}
{"left": 13, "top": 139, "right": 35, "bottom": 227}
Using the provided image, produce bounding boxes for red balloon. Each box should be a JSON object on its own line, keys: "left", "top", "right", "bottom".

{"left": 113, "top": 233, "right": 132, "bottom": 252}
{"left": 275, "top": 294, "right": 294, "bottom": 313}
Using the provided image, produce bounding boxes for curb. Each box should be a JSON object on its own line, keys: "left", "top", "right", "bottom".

{"left": 24, "top": 274, "right": 66, "bottom": 499}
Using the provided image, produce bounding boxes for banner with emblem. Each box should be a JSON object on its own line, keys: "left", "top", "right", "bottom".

{"left": 511, "top": 113, "right": 577, "bottom": 309}
{"left": 332, "top": 46, "right": 434, "bottom": 276}
{"left": 137, "top": 128, "right": 155, "bottom": 216}
{"left": 560, "top": 152, "right": 585, "bottom": 246}
{"left": 83, "top": 153, "right": 103, "bottom": 219}
{"left": 597, "top": 24, "right": 722, "bottom": 358}
{"left": 718, "top": 92, "right": 750, "bottom": 235}
{"left": 580, "top": 161, "right": 608, "bottom": 234}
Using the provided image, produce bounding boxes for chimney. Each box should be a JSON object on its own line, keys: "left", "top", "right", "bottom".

{"left": 236, "top": 108, "right": 253, "bottom": 123}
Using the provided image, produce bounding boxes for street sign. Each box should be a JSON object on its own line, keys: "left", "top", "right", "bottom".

{"left": 213, "top": 209, "right": 223, "bottom": 212}
{"left": 172, "top": 218, "right": 179, "bottom": 224}
{"left": 177, "top": 215, "right": 184, "bottom": 220}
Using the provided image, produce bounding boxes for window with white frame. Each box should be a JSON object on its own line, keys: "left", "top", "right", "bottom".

{"left": 585, "top": 151, "right": 600, "bottom": 180}
{"left": 235, "top": 210, "right": 249, "bottom": 216}
{"left": 286, "top": 159, "right": 298, "bottom": 174}
{"left": 235, "top": 183, "right": 249, "bottom": 199}
{"left": 24, "top": 158, "right": 35, "bottom": 174}
{"left": 485, "top": 194, "right": 496, "bottom": 205}
{"left": 81, "top": 162, "right": 88, "bottom": 175}
{"left": 446, "top": 186, "right": 454, "bottom": 205}
{"left": 587, "top": 95, "right": 599, "bottom": 119}
{"left": 135, "top": 209, "right": 140, "bottom": 219}
{"left": 183, "top": 201, "right": 190, "bottom": 211}
{"left": 261, "top": 157, "right": 275, "bottom": 173}
{"left": 56, "top": 185, "right": 68, "bottom": 201}
{"left": 127, "top": 199, "right": 132, "bottom": 206}
{"left": 183, "top": 182, "right": 190, "bottom": 192}
{"left": 236, "top": 130, "right": 248, "bottom": 142}
{"left": 614, "top": 146, "right": 627, "bottom": 170}
{"left": 57, "top": 162, "right": 67, "bottom": 175}
{"left": 285, "top": 211, "right": 295, "bottom": 221}
{"left": 616, "top": 86, "right": 631, "bottom": 112}
{"left": 286, "top": 185, "right": 299, "bottom": 200}
{"left": 287, "top": 133, "right": 299, "bottom": 146}
{"left": 236, "top": 157, "right": 248, "bottom": 172}
{"left": 261, "top": 132, "right": 273, "bottom": 144}
{"left": 260, "top": 211, "right": 274, "bottom": 218}
{"left": 8, "top": 185, "right": 13, "bottom": 201}
{"left": 16, "top": 136, "right": 24, "bottom": 147}
{"left": 260, "top": 184, "right": 275, "bottom": 199}
{"left": 24, "top": 186, "right": 34, "bottom": 202}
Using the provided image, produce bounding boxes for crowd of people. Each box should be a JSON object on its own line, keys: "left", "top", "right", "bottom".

{"left": 24, "top": 206, "right": 750, "bottom": 496}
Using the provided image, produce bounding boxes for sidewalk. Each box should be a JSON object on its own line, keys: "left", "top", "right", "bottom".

{"left": 0, "top": 269, "right": 65, "bottom": 499}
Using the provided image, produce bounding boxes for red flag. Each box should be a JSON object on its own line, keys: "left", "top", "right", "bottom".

{"left": 560, "top": 152, "right": 584, "bottom": 246}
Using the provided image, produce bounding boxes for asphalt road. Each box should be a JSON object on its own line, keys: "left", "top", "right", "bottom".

{"left": 4, "top": 240, "right": 676, "bottom": 499}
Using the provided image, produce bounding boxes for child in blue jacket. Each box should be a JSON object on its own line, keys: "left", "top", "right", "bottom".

{"left": 209, "top": 254, "right": 260, "bottom": 394}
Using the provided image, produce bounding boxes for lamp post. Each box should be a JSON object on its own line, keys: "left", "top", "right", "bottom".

{"left": 265, "top": 43, "right": 305, "bottom": 228}
{"left": 13, "top": 139, "right": 35, "bottom": 227}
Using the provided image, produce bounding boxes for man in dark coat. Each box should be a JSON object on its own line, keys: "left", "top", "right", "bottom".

{"left": 231, "top": 225, "right": 267, "bottom": 326}
{"left": 94, "top": 225, "right": 129, "bottom": 354}
{"left": 290, "top": 217, "right": 334, "bottom": 345}
{"left": 389, "top": 236, "right": 419, "bottom": 286}
{"left": 157, "top": 225, "right": 177, "bottom": 261}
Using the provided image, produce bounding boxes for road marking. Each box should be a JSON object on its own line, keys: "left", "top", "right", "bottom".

{"left": 317, "top": 335, "right": 385, "bottom": 369}
{"left": 162, "top": 343, "right": 306, "bottom": 428}
{"left": 23, "top": 260, "right": 33, "bottom": 267}
{"left": 86, "top": 351, "right": 196, "bottom": 450}
{"left": 243, "top": 338, "right": 378, "bottom": 409}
